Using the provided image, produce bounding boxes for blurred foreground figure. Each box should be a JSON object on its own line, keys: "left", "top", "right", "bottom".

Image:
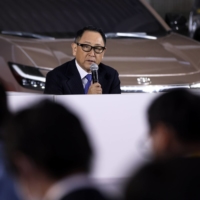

{"left": 125, "top": 158, "right": 200, "bottom": 200}
{"left": 147, "top": 89, "right": 200, "bottom": 158}
{"left": 3, "top": 100, "right": 109, "bottom": 200}
{"left": 0, "top": 81, "right": 20, "bottom": 200}
{"left": 124, "top": 89, "right": 200, "bottom": 200}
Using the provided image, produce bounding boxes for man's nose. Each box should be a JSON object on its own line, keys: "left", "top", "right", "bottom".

{"left": 88, "top": 48, "right": 95, "bottom": 56}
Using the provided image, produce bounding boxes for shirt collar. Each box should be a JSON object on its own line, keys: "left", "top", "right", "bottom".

{"left": 75, "top": 60, "right": 89, "bottom": 79}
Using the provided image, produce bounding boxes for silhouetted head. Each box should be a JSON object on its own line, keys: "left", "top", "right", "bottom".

{"left": 147, "top": 89, "right": 200, "bottom": 158}
{"left": 4, "top": 100, "right": 93, "bottom": 179}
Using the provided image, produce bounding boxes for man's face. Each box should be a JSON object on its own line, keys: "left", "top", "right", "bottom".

{"left": 71, "top": 30, "right": 106, "bottom": 72}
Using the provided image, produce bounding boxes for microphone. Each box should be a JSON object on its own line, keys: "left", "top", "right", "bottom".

{"left": 90, "top": 63, "right": 99, "bottom": 83}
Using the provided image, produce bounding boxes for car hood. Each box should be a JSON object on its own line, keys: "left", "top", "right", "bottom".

{"left": 105, "top": 33, "right": 200, "bottom": 86}
{"left": 3, "top": 33, "right": 200, "bottom": 86}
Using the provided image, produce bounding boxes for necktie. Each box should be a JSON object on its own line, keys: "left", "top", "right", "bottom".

{"left": 84, "top": 74, "right": 92, "bottom": 94}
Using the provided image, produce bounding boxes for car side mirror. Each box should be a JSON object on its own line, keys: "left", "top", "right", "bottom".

{"left": 165, "top": 13, "right": 189, "bottom": 36}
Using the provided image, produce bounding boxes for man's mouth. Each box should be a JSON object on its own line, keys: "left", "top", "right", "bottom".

{"left": 87, "top": 60, "right": 95, "bottom": 63}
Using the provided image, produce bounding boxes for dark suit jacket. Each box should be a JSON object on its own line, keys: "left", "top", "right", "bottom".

{"left": 44, "top": 59, "right": 121, "bottom": 94}
{"left": 60, "top": 188, "right": 110, "bottom": 200}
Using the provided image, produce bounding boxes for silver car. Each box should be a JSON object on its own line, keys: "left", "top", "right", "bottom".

{"left": 1, "top": 0, "right": 200, "bottom": 93}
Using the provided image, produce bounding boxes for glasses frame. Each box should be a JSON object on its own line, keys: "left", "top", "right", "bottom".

{"left": 76, "top": 42, "right": 106, "bottom": 54}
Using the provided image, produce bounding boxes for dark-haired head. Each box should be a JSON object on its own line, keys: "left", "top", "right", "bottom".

{"left": 147, "top": 89, "right": 200, "bottom": 158}
{"left": 75, "top": 25, "right": 106, "bottom": 45}
{"left": 4, "top": 100, "right": 93, "bottom": 179}
{"left": 148, "top": 89, "right": 200, "bottom": 142}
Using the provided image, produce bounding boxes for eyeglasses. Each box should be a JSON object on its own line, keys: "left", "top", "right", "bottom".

{"left": 76, "top": 43, "right": 106, "bottom": 54}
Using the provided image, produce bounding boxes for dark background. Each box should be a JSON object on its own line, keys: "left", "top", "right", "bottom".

{"left": 147, "top": 0, "right": 194, "bottom": 18}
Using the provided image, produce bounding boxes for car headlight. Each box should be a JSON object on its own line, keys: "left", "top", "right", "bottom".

{"left": 9, "top": 62, "right": 46, "bottom": 91}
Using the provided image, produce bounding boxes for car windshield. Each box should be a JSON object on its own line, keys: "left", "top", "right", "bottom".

{"left": 0, "top": 0, "right": 167, "bottom": 39}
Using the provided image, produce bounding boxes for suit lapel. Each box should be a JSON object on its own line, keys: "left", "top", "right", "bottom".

{"left": 64, "top": 60, "right": 85, "bottom": 94}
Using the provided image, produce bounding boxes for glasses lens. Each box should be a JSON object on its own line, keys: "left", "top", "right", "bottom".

{"left": 94, "top": 46, "right": 104, "bottom": 54}
{"left": 81, "top": 44, "right": 92, "bottom": 52}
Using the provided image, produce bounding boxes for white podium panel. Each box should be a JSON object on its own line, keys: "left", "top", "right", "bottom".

{"left": 6, "top": 93, "right": 160, "bottom": 196}
{"left": 55, "top": 94, "right": 158, "bottom": 180}
{"left": 7, "top": 92, "right": 54, "bottom": 112}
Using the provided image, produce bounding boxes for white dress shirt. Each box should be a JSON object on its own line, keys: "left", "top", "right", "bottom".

{"left": 75, "top": 60, "right": 91, "bottom": 89}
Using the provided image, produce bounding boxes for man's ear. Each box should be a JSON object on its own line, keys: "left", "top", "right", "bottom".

{"left": 71, "top": 43, "right": 77, "bottom": 57}
{"left": 151, "top": 123, "right": 176, "bottom": 157}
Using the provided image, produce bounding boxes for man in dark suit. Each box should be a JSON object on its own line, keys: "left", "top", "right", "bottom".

{"left": 3, "top": 100, "right": 110, "bottom": 200}
{"left": 44, "top": 25, "right": 121, "bottom": 94}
